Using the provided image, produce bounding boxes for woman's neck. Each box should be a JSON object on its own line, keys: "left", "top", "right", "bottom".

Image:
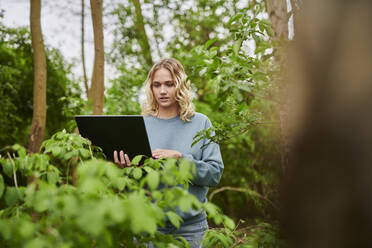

{"left": 157, "top": 106, "right": 179, "bottom": 119}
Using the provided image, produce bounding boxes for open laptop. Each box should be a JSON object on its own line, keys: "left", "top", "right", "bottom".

{"left": 75, "top": 115, "right": 152, "bottom": 161}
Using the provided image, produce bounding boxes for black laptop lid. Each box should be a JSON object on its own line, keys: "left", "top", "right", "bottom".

{"left": 75, "top": 115, "right": 152, "bottom": 161}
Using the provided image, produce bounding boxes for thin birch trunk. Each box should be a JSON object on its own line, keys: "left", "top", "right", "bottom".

{"left": 89, "top": 0, "right": 104, "bottom": 115}
{"left": 28, "top": 0, "right": 47, "bottom": 153}
{"left": 132, "top": 0, "right": 153, "bottom": 67}
{"left": 82, "top": 0, "right": 89, "bottom": 99}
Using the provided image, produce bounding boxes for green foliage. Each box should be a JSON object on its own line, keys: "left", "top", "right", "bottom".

{"left": 203, "top": 220, "right": 287, "bottom": 248}
{"left": 104, "top": 67, "right": 144, "bottom": 115}
{"left": 0, "top": 131, "right": 234, "bottom": 247}
{"left": 0, "top": 23, "right": 81, "bottom": 148}
{"left": 1, "top": 0, "right": 286, "bottom": 246}
{"left": 174, "top": 8, "right": 281, "bottom": 222}
{"left": 107, "top": 0, "right": 283, "bottom": 243}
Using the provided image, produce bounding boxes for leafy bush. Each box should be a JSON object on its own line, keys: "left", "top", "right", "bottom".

{"left": 0, "top": 23, "right": 81, "bottom": 148}
{"left": 177, "top": 10, "right": 281, "bottom": 221}
{"left": 203, "top": 220, "right": 287, "bottom": 248}
{"left": 0, "top": 130, "right": 234, "bottom": 247}
{"left": 107, "top": 3, "right": 283, "bottom": 242}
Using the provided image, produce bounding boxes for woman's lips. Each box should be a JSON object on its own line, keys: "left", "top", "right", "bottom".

{"left": 159, "top": 97, "right": 169, "bottom": 102}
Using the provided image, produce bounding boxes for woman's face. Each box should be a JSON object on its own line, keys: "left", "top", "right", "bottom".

{"left": 152, "top": 68, "right": 178, "bottom": 111}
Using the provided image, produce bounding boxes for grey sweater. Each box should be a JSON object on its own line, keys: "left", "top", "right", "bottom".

{"left": 144, "top": 112, "right": 224, "bottom": 225}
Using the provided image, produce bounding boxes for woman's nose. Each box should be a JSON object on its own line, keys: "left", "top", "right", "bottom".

{"left": 160, "top": 85, "right": 166, "bottom": 93}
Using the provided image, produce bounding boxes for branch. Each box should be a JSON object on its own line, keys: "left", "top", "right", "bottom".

{"left": 0, "top": 145, "right": 15, "bottom": 154}
{"left": 201, "top": 120, "right": 279, "bottom": 148}
{"left": 208, "top": 186, "right": 278, "bottom": 210}
{"left": 246, "top": 91, "right": 280, "bottom": 104}
{"left": 7, "top": 153, "right": 18, "bottom": 189}
{"left": 89, "top": 145, "right": 93, "bottom": 159}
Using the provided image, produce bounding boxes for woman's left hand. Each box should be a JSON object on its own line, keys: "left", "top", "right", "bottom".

{"left": 152, "top": 149, "right": 182, "bottom": 159}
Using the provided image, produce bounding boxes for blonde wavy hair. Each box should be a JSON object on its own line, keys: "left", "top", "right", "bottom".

{"left": 141, "top": 58, "right": 195, "bottom": 122}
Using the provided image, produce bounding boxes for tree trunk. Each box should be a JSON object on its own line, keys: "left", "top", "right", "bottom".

{"left": 132, "top": 0, "right": 153, "bottom": 67}
{"left": 265, "top": 0, "right": 288, "bottom": 40}
{"left": 289, "top": 0, "right": 302, "bottom": 35}
{"left": 28, "top": 0, "right": 47, "bottom": 153}
{"left": 89, "top": 0, "right": 104, "bottom": 115}
{"left": 265, "top": 0, "right": 290, "bottom": 175}
{"left": 82, "top": 0, "right": 89, "bottom": 99}
{"left": 283, "top": 1, "right": 372, "bottom": 246}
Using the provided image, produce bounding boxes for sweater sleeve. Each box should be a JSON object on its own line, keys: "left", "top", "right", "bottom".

{"left": 181, "top": 118, "right": 224, "bottom": 187}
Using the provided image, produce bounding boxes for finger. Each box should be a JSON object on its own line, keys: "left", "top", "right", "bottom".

{"left": 124, "top": 154, "right": 131, "bottom": 166}
{"left": 152, "top": 149, "right": 163, "bottom": 155}
{"left": 114, "top": 150, "right": 119, "bottom": 164}
{"left": 120, "top": 150, "right": 126, "bottom": 165}
{"left": 114, "top": 151, "right": 124, "bottom": 168}
{"left": 155, "top": 153, "right": 162, "bottom": 158}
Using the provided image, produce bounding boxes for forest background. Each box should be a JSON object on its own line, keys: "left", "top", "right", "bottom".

{"left": 0, "top": 0, "right": 297, "bottom": 247}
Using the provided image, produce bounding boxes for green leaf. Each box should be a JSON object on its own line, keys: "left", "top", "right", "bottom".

{"left": 40, "top": 139, "right": 50, "bottom": 150}
{"left": 106, "top": 197, "right": 126, "bottom": 222}
{"left": 35, "top": 155, "right": 49, "bottom": 171}
{"left": 77, "top": 209, "right": 105, "bottom": 236}
{"left": 78, "top": 148, "right": 91, "bottom": 159}
{"left": 179, "top": 159, "right": 191, "bottom": 177}
{"left": 131, "top": 155, "right": 143, "bottom": 166}
{"left": 0, "top": 175, "right": 4, "bottom": 197}
{"left": 33, "top": 188, "right": 53, "bottom": 212}
{"left": 47, "top": 172, "right": 59, "bottom": 184}
{"left": 114, "top": 177, "right": 126, "bottom": 191}
{"left": 152, "top": 191, "right": 162, "bottom": 201}
{"left": 5, "top": 187, "right": 23, "bottom": 207}
{"left": 2, "top": 159, "right": 13, "bottom": 178}
{"left": 203, "top": 230, "right": 234, "bottom": 247}
{"left": 204, "top": 38, "right": 218, "bottom": 49}
{"left": 126, "top": 193, "right": 159, "bottom": 234}
{"left": 51, "top": 146, "right": 62, "bottom": 157}
{"left": 228, "top": 13, "right": 243, "bottom": 26}
{"left": 105, "top": 164, "right": 120, "bottom": 180}
{"left": 258, "top": 22, "right": 264, "bottom": 32}
{"left": 204, "top": 202, "right": 218, "bottom": 217}
{"left": 24, "top": 237, "right": 49, "bottom": 248}
{"left": 223, "top": 216, "right": 235, "bottom": 230}
{"left": 147, "top": 170, "right": 159, "bottom": 190}
{"left": 178, "top": 197, "right": 192, "bottom": 212}
{"left": 143, "top": 166, "right": 153, "bottom": 173}
{"left": 266, "top": 26, "right": 274, "bottom": 37}
{"left": 233, "top": 38, "right": 243, "bottom": 55}
{"left": 19, "top": 219, "right": 35, "bottom": 238}
{"left": 79, "top": 178, "right": 106, "bottom": 194}
{"left": 166, "top": 211, "right": 182, "bottom": 228}
{"left": 132, "top": 168, "right": 143, "bottom": 179}
{"left": 12, "top": 144, "right": 26, "bottom": 158}
{"left": 213, "top": 214, "right": 223, "bottom": 225}
{"left": 124, "top": 166, "right": 134, "bottom": 175}
{"left": 55, "top": 131, "right": 65, "bottom": 139}
{"left": 209, "top": 47, "right": 218, "bottom": 58}
{"left": 63, "top": 151, "right": 76, "bottom": 160}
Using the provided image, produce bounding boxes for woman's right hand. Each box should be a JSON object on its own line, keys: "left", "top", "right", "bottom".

{"left": 113, "top": 150, "right": 131, "bottom": 168}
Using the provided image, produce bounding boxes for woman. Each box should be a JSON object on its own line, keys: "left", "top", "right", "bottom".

{"left": 114, "top": 58, "right": 224, "bottom": 248}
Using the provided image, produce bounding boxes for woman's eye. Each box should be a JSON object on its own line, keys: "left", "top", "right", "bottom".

{"left": 153, "top": 83, "right": 160, "bottom": 87}
{"left": 166, "top": 82, "right": 174, "bottom": 87}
